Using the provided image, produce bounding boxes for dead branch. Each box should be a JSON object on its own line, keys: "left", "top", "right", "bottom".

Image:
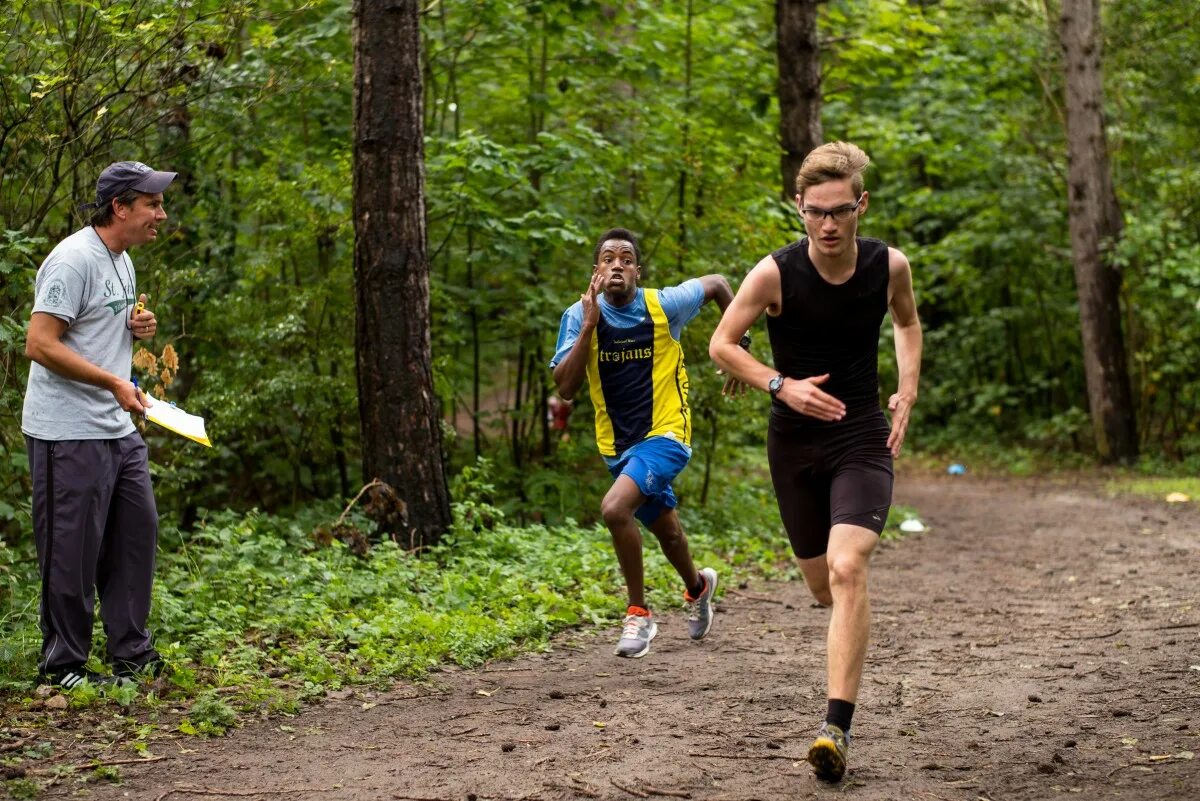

{"left": 610, "top": 778, "right": 650, "bottom": 798}
{"left": 726, "top": 588, "right": 785, "bottom": 605}
{"left": 687, "top": 751, "right": 800, "bottom": 761}
{"left": 157, "top": 785, "right": 330, "bottom": 801}
{"left": 1052, "top": 628, "right": 1122, "bottom": 640}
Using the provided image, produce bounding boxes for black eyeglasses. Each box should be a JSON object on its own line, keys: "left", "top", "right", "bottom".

{"left": 799, "top": 194, "right": 864, "bottom": 223}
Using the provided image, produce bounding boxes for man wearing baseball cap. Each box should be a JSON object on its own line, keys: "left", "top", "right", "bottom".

{"left": 22, "top": 160, "right": 176, "bottom": 688}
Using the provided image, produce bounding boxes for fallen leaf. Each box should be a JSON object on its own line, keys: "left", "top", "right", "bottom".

{"left": 46, "top": 695, "right": 68, "bottom": 711}
{"left": 593, "top": 721, "right": 606, "bottom": 729}
{"left": 475, "top": 689, "right": 494, "bottom": 697}
{"left": 361, "top": 702, "right": 377, "bottom": 711}
{"left": 1164, "top": 492, "right": 1190, "bottom": 503}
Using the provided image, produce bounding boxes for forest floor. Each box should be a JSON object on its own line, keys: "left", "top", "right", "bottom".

{"left": 27, "top": 475, "right": 1200, "bottom": 800}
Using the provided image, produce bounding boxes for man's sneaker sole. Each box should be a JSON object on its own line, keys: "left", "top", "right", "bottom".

{"left": 614, "top": 618, "right": 657, "bottom": 658}
{"left": 807, "top": 735, "right": 847, "bottom": 782}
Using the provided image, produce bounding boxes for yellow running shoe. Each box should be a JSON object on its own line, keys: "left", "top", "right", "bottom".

{"left": 807, "top": 721, "right": 850, "bottom": 782}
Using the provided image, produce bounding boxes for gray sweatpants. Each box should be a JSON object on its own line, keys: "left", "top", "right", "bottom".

{"left": 25, "top": 433, "right": 158, "bottom": 674}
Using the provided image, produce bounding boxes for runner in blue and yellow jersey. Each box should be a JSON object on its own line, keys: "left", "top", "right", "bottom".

{"left": 550, "top": 227, "right": 745, "bottom": 659}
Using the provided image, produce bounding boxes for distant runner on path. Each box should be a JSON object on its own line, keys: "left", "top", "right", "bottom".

{"left": 550, "top": 227, "right": 743, "bottom": 659}
{"left": 709, "top": 142, "right": 923, "bottom": 782}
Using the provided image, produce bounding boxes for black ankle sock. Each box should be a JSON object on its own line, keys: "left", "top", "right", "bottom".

{"left": 826, "top": 698, "right": 855, "bottom": 732}
{"left": 687, "top": 575, "right": 706, "bottom": 599}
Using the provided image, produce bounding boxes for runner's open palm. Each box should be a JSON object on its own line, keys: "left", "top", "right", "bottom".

{"left": 581, "top": 272, "right": 603, "bottom": 329}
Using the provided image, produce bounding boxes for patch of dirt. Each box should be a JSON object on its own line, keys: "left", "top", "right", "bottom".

{"left": 79, "top": 476, "right": 1200, "bottom": 799}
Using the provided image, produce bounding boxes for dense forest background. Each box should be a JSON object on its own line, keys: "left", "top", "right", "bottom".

{"left": 1, "top": 0, "right": 1197, "bottom": 543}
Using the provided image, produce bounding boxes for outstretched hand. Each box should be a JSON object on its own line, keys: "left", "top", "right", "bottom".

{"left": 886, "top": 391, "right": 915, "bottom": 457}
{"left": 777, "top": 373, "right": 845, "bottom": 421}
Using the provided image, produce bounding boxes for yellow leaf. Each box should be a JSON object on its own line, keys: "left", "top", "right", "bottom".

{"left": 96, "top": 106, "right": 108, "bottom": 119}
{"left": 1165, "top": 492, "right": 1190, "bottom": 503}
{"left": 593, "top": 721, "right": 606, "bottom": 728}
{"left": 475, "top": 689, "right": 493, "bottom": 697}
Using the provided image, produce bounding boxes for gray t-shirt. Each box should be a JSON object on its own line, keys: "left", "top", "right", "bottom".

{"left": 22, "top": 227, "right": 138, "bottom": 440}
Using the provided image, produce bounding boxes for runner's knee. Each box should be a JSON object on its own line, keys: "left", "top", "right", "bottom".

{"left": 827, "top": 552, "right": 867, "bottom": 590}
{"left": 600, "top": 496, "right": 636, "bottom": 529}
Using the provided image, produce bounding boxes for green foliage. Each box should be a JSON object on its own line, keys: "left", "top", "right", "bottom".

{"left": 183, "top": 691, "right": 237, "bottom": 736}
{"left": 1, "top": 0, "right": 1197, "bottom": 538}
{"left": 4, "top": 778, "right": 39, "bottom": 800}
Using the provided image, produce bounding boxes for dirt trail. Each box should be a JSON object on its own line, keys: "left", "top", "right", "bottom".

{"left": 85, "top": 476, "right": 1198, "bottom": 800}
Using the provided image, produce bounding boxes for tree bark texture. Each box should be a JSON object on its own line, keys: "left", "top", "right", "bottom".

{"left": 352, "top": 0, "right": 451, "bottom": 545}
{"left": 1059, "top": 0, "right": 1137, "bottom": 463}
{"left": 776, "top": 0, "right": 823, "bottom": 201}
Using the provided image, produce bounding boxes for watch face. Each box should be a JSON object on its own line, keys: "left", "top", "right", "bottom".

{"left": 769, "top": 376, "right": 783, "bottom": 395}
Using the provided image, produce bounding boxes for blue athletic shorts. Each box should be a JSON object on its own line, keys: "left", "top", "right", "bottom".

{"left": 604, "top": 436, "right": 691, "bottom": 526}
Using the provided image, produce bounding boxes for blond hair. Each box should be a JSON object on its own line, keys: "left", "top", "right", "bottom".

{"left": 795, "top": 141, "right": 871, "bottom": 199}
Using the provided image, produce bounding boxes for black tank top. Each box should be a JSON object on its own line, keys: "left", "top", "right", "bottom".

{"left": 766, "top": 237, "right": 890, "bottom": 426}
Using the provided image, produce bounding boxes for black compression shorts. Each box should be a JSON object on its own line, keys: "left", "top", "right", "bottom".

{"left": 766, "top": 408, "right": 894, "bottom": 559}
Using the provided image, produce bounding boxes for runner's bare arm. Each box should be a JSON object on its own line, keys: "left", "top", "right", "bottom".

{"left": 696, "top": 274, "right": 750, "bottom": 395}
{"left": 708, "top": 256, "right": 784, "bottom": 393}
{"left": 552, "top": 272, "right": 603, "bottom": 401}
{"left": 886, "top": 247, "right": 921, "bottom": 456}
{"left": 26, "top": 312, "right": 145, "bottom": 412}
{"left": 710, "top": 256, "right": 844, "bottom": 419}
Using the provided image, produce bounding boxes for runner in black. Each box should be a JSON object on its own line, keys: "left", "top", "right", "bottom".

{"left": 709, "top": 142, "right": 922, "bottom": 782}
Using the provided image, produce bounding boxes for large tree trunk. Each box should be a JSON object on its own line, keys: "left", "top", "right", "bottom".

{"left": 776, "top": 0, "right": 823, "bottom": 201}
{"left": 1059, "top": 0, "right": 1137, "bottom": 463}
{"left": 352, "top": 0, "right": 451, "bottom": 546}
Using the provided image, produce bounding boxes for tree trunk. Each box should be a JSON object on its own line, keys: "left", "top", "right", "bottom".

{"left": 1059, "top": 0, "right": 1137, "bottom": 463}
{"left": 776, "top": 0, "right": 823, "bottom": 201}
{"left": 352, "top": 0, "right": 451, "bottom": 545}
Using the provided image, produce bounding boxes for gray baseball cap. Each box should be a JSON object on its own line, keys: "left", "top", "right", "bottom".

{"left": 88, "top": 161, "right": 177, "bottom": 208}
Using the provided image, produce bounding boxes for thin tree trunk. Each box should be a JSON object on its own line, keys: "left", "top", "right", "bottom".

{"left": 352, "top": 0, "right": 450, "bottom": 545}
{"left": 677, "top": 0, "right": 694, "bottom": 272}
{"left": 1059, "top": 0, "right": 1137, "bottom": 463}
{"left": 776, "top": 0, "right": 823, "bottom": 201}
{"left": 467, "top": 228, "right": 481, "bottom": 459}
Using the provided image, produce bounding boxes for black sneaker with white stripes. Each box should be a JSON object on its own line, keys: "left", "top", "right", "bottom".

{"left": 38, "top": 667, "right": 131, "bottom": 690}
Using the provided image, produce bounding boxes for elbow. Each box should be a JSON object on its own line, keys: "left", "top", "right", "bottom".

{"left": 709, "top": 275, "right": 733, "bottom": 305}
{"left": 708, "top": 339, "right": 728, "bottom": 370}
{"left": 24, "top": 338, "right": 42, "bottom": 364}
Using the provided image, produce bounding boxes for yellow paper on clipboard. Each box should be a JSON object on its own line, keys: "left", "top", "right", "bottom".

{"left": 144, "top": 396, "right": 211, "bottom": 447}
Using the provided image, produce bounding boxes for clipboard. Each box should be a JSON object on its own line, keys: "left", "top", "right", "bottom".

{"left": 143, "top": 395, "right": 212, "bottom": 447}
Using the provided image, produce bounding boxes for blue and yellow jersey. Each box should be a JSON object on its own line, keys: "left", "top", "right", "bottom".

{"left": 585, "top": 289, "right": 691, "bottom": 456}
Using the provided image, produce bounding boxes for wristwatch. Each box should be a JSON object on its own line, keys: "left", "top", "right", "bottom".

{"left": 738, "top": 333, "right": 752, "bottom": 351}
{"left": 767, "top": 374, "right": 785, "bottom": 399}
